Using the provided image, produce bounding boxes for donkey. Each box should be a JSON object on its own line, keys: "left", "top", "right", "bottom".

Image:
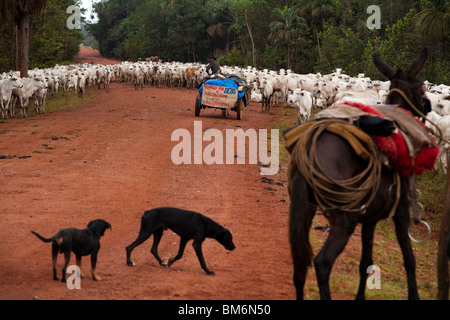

{"left": 288, "top": 48, "right": 430, "bottom": 300}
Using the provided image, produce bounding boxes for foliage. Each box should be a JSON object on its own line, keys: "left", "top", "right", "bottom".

{"left": 0, "top": 0, "right": 83, "bottom": 72}
{"left": 0, "top": 0, "right": 448, "bottom": 84}
{"left": 314, "top": 24, "right": 367, "bottom": 75}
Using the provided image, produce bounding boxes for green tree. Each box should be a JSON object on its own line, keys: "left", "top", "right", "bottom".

{"left": 0, "top": 0, "right": 47, "bottom": 76}
{"left": 315, "top": 23, "right": 366, "bottom": 75}
{"left": 0, "top": 0, "right": 83, "bottom": 72}
{"left": 415, "top": 0, "right": 450, "bottom": 37}
{"left": 164, "top": 0, "right": 209, "bottom": 62}
{"left": 228, "top": 0, "right": 268, "bottom": 67}
{"left": 269, "top": 5, "right": 305, "bottom": 70}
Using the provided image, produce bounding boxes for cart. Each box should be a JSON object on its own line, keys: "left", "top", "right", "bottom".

{"left": 195, "top": 74, "right": 249, "bottom": 120}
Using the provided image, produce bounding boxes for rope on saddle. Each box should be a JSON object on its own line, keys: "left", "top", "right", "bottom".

{"left": 288, "top": 119, "right": 384, "bottom": 214}
{"left": 387, "top": 88, "right": 448, "bottom": 145}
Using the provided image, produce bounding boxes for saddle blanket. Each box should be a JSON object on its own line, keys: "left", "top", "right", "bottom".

{"left": 285, "top": 101, "right": 439, "bottom": 177}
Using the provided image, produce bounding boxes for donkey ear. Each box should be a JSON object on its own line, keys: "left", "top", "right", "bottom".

{"left": 373, "top": 54, "right": 395, "bottom": 80}
{"left": 407, "top": 48, "right": 428, "bottom": 80}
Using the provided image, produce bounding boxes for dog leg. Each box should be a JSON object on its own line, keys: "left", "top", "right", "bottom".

{"left": 90, "top": 254, "right": 102, "bottom": 281}
{"left": 126, "top": 229, "right": 154, "bottom": 266}
{"left": 193, "top": 239, "right": 215, "bottom": 275}
{"left": 61, "top": 250, "right": 71, "bottom": 283}
{"left": 168, "top": 237, "right": 188, "bottom": 266}
{"left": 51, "top": 242, "right": 59, "bottom": 281}
{"left": 150, "top": 228, "right": 166, "bottom": 266}
{"left": 76, "top": 255, "right": 85, "bottom": 278}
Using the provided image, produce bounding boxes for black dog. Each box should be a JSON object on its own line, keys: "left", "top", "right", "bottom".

{"left": 126, "top": 207, "right": 235, "bottom": 275}
{"left": 31, "top": 219, "right": 111, "bottom": 282}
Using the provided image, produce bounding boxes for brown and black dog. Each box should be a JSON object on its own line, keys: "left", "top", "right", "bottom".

{"left": 126, "top": 207, "right": 235, "bottom": 275}
{"left": 31, "top": 219, "right": 111, "bottom": 282}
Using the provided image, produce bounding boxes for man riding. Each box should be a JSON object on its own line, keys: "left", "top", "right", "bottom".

{"left": 205, "top": 54, "right": 220, "bottom": 75}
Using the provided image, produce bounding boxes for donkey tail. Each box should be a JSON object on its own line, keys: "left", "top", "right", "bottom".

{"left": 289, "top": 202, "right": 314, "bottom": 274}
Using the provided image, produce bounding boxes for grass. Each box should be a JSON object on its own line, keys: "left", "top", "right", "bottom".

{"left": 26, "top": 88, "right": 95, "bottom": 116}
{"left": 272, "top": 104, "right": 448, "bottom": 300}
{"left": 270, "top": 106, "right": 297, "bottom": 178}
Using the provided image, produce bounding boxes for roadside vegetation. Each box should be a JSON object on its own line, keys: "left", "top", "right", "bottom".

{"left": 272, "top": 105, "right": 446, "bottom": 300}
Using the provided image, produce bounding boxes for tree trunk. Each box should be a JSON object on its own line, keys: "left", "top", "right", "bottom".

{"left": 287, "top": 43, "right": 291, "bottom": 70}
{"left": 437, "top": 149, "right": 450, "bottom": 300}
{"left": 15, "top": 22, "right": 19, "bottom": 71}
{"left": 315, "top": 27, "right": 321, "bottom": 62}
{"left": 19, "top": 13, "right": 30, "bottom": 78}
{"left": 244, "top": 11, "right": 256, "bottom": 67}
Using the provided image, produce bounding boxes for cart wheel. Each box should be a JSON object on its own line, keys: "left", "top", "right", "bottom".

{"left": 195, "top": 93, "right": 201, "bottom": 117}
{"left": 236, "top": 99, "right": 243, "bottom": 120}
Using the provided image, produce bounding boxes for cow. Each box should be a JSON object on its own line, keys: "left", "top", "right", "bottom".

{"left": 0, "top": 77, "right": 23, "bottom": 119}
{"left": 288, "top": 88, "right": 313, "bottom": 124}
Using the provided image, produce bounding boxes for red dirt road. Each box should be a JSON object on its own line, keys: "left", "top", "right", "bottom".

{"left": 0, "top": 47, "right": 295, "bottom": 300}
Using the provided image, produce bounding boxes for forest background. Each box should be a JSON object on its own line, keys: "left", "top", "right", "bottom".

{"left": 0, "top": 0, "right": 448, "bottom": 84}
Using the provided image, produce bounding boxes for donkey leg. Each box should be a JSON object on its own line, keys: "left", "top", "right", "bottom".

{"left": 393, "top": 211, "right": 420, "bottom": 300}
{"left": 355, "top": 221, "right": 377, "bottom": 300}
{"left": 291, "top": 206, "right": 315, "bottom": 300}
{"left": 314, "top": 223, "right": 355, "bottom": 300}
{"left": 289, "top": 174, "right": 315, "bottom": 300}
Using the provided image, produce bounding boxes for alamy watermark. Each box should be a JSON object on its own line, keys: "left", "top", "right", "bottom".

{"left": 66, "top": 265, "right": 81, "bottom": 289}
{"left": 171, "top": 121, "right": 279, "bottom": 175}
{"left": 66, "top": 5, "right": 81, "bottom": 30}
{"left": 366, "top": 5, "right": 381, "bottom": 29}
{"left": 366, "top": 265, "right": 381, "bottom": 290}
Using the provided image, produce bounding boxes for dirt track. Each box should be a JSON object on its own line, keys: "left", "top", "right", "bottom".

{"left": 0, "top": 47, "right": 295, "bottom": 300}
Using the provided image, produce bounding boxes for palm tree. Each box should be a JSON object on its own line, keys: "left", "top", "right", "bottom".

{"left": 0, "top": 0, "right": 47, "bottom": 77}
{"left": 269, "top": 6, "right": 305, "bottom": 70}
{"left": 296, "top": 0, "right": 337, "bottom": 63}
{"left": 205, "top": 1, "right": 234, "bottom": 56}
{"left": 228, "top": 0, "right": 263, "bottom": 67}
{"left": 297, "top": 0, "right": 336, "bottom": 31}
{"left": 415, "top": 0, "right": 450, "bottom": 38}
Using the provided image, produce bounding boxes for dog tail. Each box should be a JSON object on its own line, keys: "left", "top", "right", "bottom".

{"left": 30, "top": 231, "right": 57, "bottom": 243}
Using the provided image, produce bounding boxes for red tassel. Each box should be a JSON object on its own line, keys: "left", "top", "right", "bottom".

{"left": 331, "top": 102, "right": 439, "bottom": 176}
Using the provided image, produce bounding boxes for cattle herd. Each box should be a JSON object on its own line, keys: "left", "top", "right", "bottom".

{"left": 0, "top": 59, "right": 449, "bottom": 169}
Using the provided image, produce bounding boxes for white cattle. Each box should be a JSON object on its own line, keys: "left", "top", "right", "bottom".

{"left": 194, "top": 66, "right": 207, "bottom": 86}
{"left": 288, "top": 89, "right": 312, "bottom": 124}
{"left": 33, "top": 77, "right": 47, "bottom": 114}
{"left": 12, "top": 77, "right": 43, "bottom": 117}
{"left": 0, "top": 77, "right": 23, "bottom": 119}
{"left": 436, "top": 115, "right": 450, "bottom": 172}
{"left": 319, "top": 77, "right": 340, "bottom": 105}
{"left": 134, "top": 66, "right": 145, "bottom": 90}
{"left": 250, "top": 81, "right": 262, "bottom": 102}
{"left": 154, "top": 65, "right": 166, "bottom": 88}
{"left": 244, "top": 68, "right": 258, "bottom": 90}
{"left": 259, "top": 77, "right": 273, "bottom": 113}
{"left": 427, "top": 92, "right": 450, "bottom": 116}
{"left": 66, "top": 73, "right": 78, "bottom": 95}
{"left": 334, "top": 89, "right": 381, "bottom": 106}
{"left": 169, "top": 65, "right": 183, "bottom": 88}
{"left": 78, "top": 73, "right": 87, "bottom": 96}
{"left": 286, "top": 73, "right": 301, "bottom": 93}
{"left": 258, "top": 73, "right": 287, "bottom": 106}
{"left": 45, "top": 75, "right": 58, "bottom": 96}
{"left": 96, "top": 66, "right": 109, "bottom": 90}
{"left": 85, "top": 66, "right": 98, "bottom": 87}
